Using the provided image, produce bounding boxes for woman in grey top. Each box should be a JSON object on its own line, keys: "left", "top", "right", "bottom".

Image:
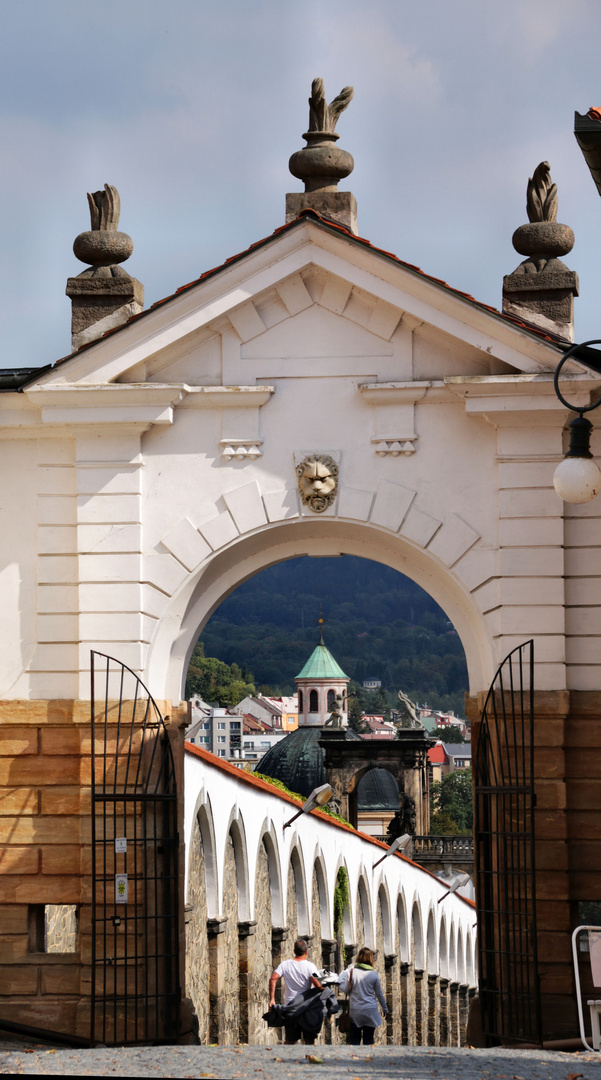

{"left": 338, "top": 946, "right": 388, "bottom": 1045}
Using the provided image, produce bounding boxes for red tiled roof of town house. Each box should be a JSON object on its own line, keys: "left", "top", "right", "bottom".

{"left": 52, "top": 208, "right": 569, "bottom": 367}
{"left": 185, "top": 741, "right": 475, "bottom": 907}
{"left": 428, "top": 743, "right": 448, "bottom": 765}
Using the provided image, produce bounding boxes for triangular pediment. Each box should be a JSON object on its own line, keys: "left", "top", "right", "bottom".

{"left": 29, "top": 215, "right": 581, "bottom": 393}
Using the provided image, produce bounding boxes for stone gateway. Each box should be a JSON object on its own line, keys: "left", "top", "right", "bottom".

{"left": 0, "top": 79, "right": 599, "bottom": 1046}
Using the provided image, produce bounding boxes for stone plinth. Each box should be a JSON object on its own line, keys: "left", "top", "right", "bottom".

{"left": 502, "top": 265, "right": 579, "bottom": 342}
{"left": 66, "top": 271, "right": 144, "bottom": 351}
{"left": 285, "top": 192, "right": 357, "bottom": 234}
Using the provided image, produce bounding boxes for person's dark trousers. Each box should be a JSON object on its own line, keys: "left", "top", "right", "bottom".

{"left": 284, "top": 1020, "right": 315, "bottom": 1044}
{"left": 348, "top": 1022, "right": 375, "bottom": 1045}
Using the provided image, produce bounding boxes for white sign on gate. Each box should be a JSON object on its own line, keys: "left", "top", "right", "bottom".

{"left": 115, "top": 874, "right": 128, "bottom": 904}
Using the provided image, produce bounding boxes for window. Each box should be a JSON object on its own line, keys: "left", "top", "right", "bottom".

{"left": 309, "top": 689, "right": 319, "bottom": 712}
{"left": 202, "top": 736, "right": 210, "bottom": 743}
{"left": 203, "top": 723, "right": 210, "bottom": 729}
{"left": 327, "top": 689, "right": 335, "bottom": 709}
{"left": 217, "top": 722, "right": 226, "bottom": 730}
{"left": 218, "top": 750, "right": 226, "bottom": 757}
{"left": 229, "top": 721, "right": 240, "bottom": 730}
{"left": 218, "top": 736, "right": 226, "bottom": 743}
{"left": 29, "top": 905, "right": 79, "bottom": 954}
{"left": 299, "top": 690, "right": 303, "bottom": 713}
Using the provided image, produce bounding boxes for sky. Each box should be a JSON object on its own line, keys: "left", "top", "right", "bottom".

{"left": 1, "top": 0, "right": 601, "bottom": 369}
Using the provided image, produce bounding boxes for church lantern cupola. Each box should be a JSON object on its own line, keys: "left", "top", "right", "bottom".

{"left": 295, "top": 620, "right": 349, "bottom": 727}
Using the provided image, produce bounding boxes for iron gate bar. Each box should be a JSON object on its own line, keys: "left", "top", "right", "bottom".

{"left": 474, "top": 639, "right": 541, "bottom": 1046}
{"left": 90, "top": 650, "right": 180, "bottom": 1047}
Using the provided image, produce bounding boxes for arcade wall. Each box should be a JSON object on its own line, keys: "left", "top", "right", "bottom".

{"left": 184, "top": 745, "right": 477, "bottom": 1046}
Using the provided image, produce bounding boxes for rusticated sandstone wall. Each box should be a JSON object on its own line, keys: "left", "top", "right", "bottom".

{"left": 185, "top": 817, "right": 209, "bottom": 1044}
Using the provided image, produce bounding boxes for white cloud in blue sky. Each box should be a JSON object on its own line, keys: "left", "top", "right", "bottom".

{"left": 0, "top": 0, "right": 599, "bottom": 366}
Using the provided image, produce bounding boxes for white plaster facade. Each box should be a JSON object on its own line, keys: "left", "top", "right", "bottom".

{"left": 185, "top": 744, "right": 477, "bottom": 984}
{"left": 0, "top": 213, "right": 599, "bottom": 707}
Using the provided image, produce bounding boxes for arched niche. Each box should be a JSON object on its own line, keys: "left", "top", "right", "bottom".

{"left": 312, "top": 848, "right": 331, "bottom": 940}
{"left": 288, "top": 840, "right": 309, "bottom": 937}
{"left": 411, "top": 900, "right": 424, "bottom": 970}
{"left": 438, "top": 916, "right": 449, "bottom": 980}
{"left": 188, "top": 792, "right": 218, "bottom": 918}
{"left": 226, "top": 812, "right": 250, "bottom": 923}
{"left": 146, "top": 517, "right": 495, "bottom": 704}
{"left": 397, "top": 892, "right": 410, "bottom": 964}
{"left": 257, "top": 820, "right": 284, "bottom": 928}
{"left": 426, "top": 908, "right": 437, "bottom": 975}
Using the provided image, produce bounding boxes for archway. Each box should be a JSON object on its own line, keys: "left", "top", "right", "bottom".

{"left": 146, "top": 518, "right": 495, "bottom": 705}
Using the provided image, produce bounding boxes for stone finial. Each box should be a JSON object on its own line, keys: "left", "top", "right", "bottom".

{"left": 503, "top": 162, "right": 578, "bottom": 341}
{"left": 66, "top": 183, "right": 143, "bottom": 352}
{"left": 286, "top": 78, "right": 357, "bottom": 234}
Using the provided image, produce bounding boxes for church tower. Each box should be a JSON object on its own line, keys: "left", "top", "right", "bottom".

{"left": 295, "top": 623, "right": 349, "bottom": 727}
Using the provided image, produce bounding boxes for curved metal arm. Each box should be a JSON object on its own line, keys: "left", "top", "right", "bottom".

{"left": 554, "top": 339, "right": 601, "bottom": 414}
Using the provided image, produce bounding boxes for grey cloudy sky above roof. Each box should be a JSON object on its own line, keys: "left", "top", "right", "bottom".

{"left": 1, "top": 0, "right": 600, "bottom": 368}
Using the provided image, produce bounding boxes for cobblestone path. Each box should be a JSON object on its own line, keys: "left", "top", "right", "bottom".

{"left": 0, "top": 1043, "right": 600, "bottom": 1078}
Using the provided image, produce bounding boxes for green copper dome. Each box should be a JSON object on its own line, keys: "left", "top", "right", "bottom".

{"left": 295, "top": 639, "right": 349, "bottom": 681}
{"left": 257, "top": 725, "right": 361, "bottom": 798}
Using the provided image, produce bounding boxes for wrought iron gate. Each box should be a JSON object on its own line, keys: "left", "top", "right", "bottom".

{"left": 90, "top": 651, "right": 180, "bottom": 1045}
{"left": 474, "top": 640, "right": 541, "bottom": 1045}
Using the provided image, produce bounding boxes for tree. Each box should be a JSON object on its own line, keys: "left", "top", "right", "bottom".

{"left": 185, "top": 644, "right": 255, "bottom": 707}
{"left": 429, "top": 768, "right": 473, "bottom": 833}
{"left": 435, "top": 724, "right": 466, "bottom": 744}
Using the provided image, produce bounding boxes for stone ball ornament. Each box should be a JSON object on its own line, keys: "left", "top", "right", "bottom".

{"left": 296, "top": 454, "right": 338, "bottom": 513}
{"left": 553, "top": 339, "right": 601, "bottom": 504}
{"left": 73, "top": 183, "right": 135, "bottom": 269}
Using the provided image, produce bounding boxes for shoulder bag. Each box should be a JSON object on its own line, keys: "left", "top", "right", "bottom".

{"left": 338, "top": 966, "right": 353, "bottom": 1034}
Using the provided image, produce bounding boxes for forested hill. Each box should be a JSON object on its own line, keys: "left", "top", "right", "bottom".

{"left": 197, "top": 556, "right": 468, "bottom": 715}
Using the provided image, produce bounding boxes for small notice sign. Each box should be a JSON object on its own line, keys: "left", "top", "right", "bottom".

{"left": 115, "top": 874, "right": 128, "bottom": 904}
{"left": 115, "top": 837, "right": 127, "bottom": 854}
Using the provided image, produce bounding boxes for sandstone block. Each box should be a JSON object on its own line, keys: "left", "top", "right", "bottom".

{"left": 566, "top": 778, "right": 601, "bottom": 810}
{"left": 0, "top": 787, "right": 38, "bottom": 815}
{"left": 0, "top": 966, "right": 38, "bottom": 995}
{"left": 40, "top": 728, "right": 81, "bottom": 756}
{"left": 0, "top": 729, "right": 38, "bottom": 756}
{"left": 0, "top": 815, "right": 82, "bottom": 845}
{"left": 0, "top": 757, "right": 80, "bottom": 786}
{"left": 0, "top": 905, "right": 29, "bottom": 934}
{"left": 0, "top": 875, "right": 81, "bottom": 904}
{"left": 40, "top": 787, "right": 88, "bottom": 815}
{"left": 41, "top": 964, "right": 81, "bottom": 996}
{"left": 0, "top": 934, "right": 29, "bottom": 962}
{"left": 41, "top": 845, "right": 81, "bottom": 876}
{"left": 0, "top": 845, "right": 39, "bottom": 874}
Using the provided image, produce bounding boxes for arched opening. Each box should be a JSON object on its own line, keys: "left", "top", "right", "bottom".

{"left": 298, "top": 688, "right": 303, "bottom": 714}
{"left": 287, "top": 843, "right": 309, "bottom": 940}
{"left": 356, "top": 768, "right": 399, "bottom": 838}
{"left": 327, "top": 688, "right": 335, "bottom": 710}
{"left": 411, "top": 901, "right": 424, "bottom": 970}
{"left": 439, "top": 917, "right": 449, "bottom": 980}
{"left": 426, "top": 909, "right": 437, "bottom": 974}
{"left": 457, "top": 926, "right": 466, "bottom": 984}
{"left": 357, "top": 874, "right": 373, "bottom": 949}
{"left": 185, "top": 810, "right": 211, "bottom": 1043}
{"left": 309, "top": 688, "right": 319, "bottom": 713}
{"left": 397, "top": 893, "right": 409, "bottom": 964}
{"left": 148, "top": 518, "right": 493, "bottom": 705}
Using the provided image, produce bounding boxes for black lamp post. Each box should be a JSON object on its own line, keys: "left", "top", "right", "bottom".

{"left": 553, "top": 340, "right": 601, "bottom": 504}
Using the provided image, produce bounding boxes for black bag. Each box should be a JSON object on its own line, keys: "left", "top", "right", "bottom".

{"left": 338, "top": 1000, "right": 351, "bottom": 1034}
{"left": 338, "top": 966, "right": 353, "bottom": 1033}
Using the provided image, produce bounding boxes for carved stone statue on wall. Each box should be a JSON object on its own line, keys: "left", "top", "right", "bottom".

{"left": 397, "top": 689, "right": 423, "bottom": 729}
{"left": 296, "top": 454, "right": 338, "bottom": 513}
{"left": 324, "top": 691, "right": 346, "bottom": 728}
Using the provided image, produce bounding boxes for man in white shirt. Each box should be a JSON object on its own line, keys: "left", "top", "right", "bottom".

{"left": 268, "top": 938, "right": 323, "bottom": 1044}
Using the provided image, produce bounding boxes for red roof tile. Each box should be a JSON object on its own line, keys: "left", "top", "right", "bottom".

{"left": 52, "top": 209, "right": 566, "bottom": 367}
